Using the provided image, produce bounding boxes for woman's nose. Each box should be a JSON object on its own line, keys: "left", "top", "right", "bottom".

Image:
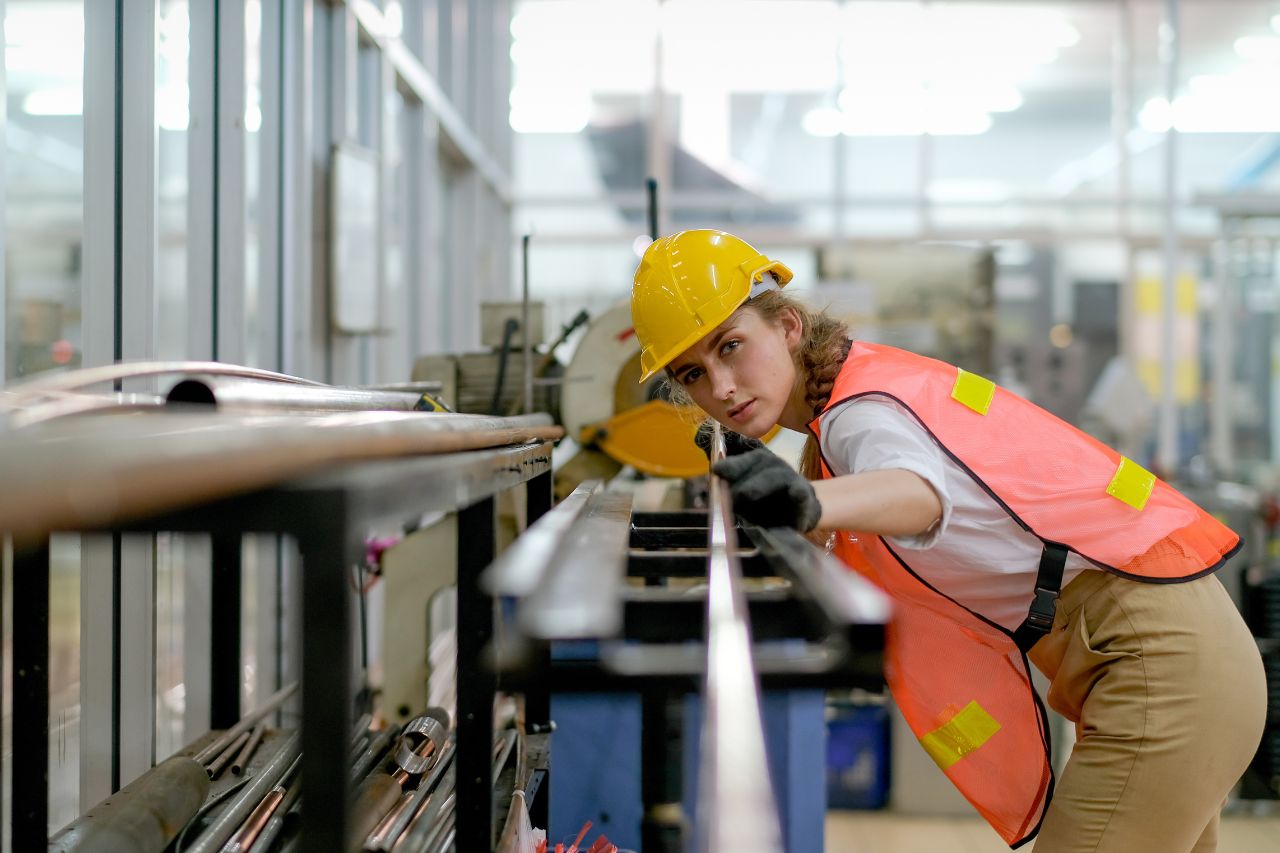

{"left": 708, "top": 365, "right": 735, "bottom": 400}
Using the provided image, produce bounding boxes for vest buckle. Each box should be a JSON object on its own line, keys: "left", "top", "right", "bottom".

{"left": 1025, "top": 586, "right": 1059, "bottom": 633}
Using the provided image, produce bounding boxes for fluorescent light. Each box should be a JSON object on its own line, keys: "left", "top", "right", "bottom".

{"left": 802, "top": 107, "right": 844, "bottom": 138}
{"left": 22, "top": 87, "right": 82, "bottom": 116}
{"left": 1140, "top": 89, "right": 1280, "bottom": 133}
{"left": 509, "top": 86, "right": 590, "bottom": 134}
{"left": 1234, "top": 35, "right": 1280, "bottom": 63}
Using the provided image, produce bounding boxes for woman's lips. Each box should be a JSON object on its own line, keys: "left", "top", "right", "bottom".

{"left": 727, "top": 399, "right": 755, "bottom": 422}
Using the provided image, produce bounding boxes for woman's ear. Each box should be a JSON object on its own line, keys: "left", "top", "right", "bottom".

{"left": 781, "top": 306, "right": 804, "bottom": 350}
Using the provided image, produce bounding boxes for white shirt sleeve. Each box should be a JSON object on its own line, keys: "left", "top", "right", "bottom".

{"left": 817, "top": 396, "right": 953, "bottom": 549}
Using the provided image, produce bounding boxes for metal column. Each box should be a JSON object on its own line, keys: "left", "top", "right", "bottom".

{"left": 456, "top": 496, "right": 498, "bottom": 850}
{"left": 298, "top": 496, "right": 355, "bottom": 852}
{"left": 12, "top": 541, "right": 50, "bottom": 846}
{"left": 210, "top": 533, "right": 243, "bottom": 729}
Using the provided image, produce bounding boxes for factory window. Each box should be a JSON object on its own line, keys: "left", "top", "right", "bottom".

{"left": 3, "top": 0, "right": 85, "bottom": 381}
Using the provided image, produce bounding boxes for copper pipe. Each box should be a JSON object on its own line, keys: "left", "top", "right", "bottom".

{"left": 390, "top": 740, "right": 436, "bottom": 787}
{"left": 207, "top": 731, "right": 251, "bottom": 780}
{"left": 231, "top": 723, "right": 267, "bottom": 776}
{"left": 365, "top": 792, "right": 415, "bottom": 850}
{"left": 219, "top": 789, "right": 283, "bottom": 853}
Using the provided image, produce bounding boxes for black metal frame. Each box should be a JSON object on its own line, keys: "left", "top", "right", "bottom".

{"left": 10, "top": 441, "right": 553, "bottom": 851}
{"left": 489, "top": 507, "right": 888, "bottom": 851}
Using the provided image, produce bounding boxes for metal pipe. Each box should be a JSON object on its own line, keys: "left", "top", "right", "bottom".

{"left": 48, "top": 756, "right": 210, "bottom": 853}
{"left": 218, "top": 755, "right": 301, "bottom": 853}
{"left": 350, "top": 774, "right": 405, "bottom": 852}
{"left": 183, "top": 732, "right": 301, "bottom": 853}
{"left": 165, "top": 377, "right": 428, "bottom": 415}
{"left": 231, "top": 723, "right": 267, "bottom": 776}
{"left": 393, "top": 764, "right": 456, "bottom": 852}
{"left": 3, "top": 360, "right": 325, "bottom": 402}
{"left": 245, "top": 765, "right": 303, "bottom": 853}
{"left": 193, "top": 683, "right": 299, "bottom": 766}
{"left": 522, "top": 234, "right": 534, "bottom": 415}
{"left": 0, "top": 412, "right": 561, "bottom": 547}
{"left": 1157, "top": 0, "right": 1182, "bottom": 475}
{"left": 372, "top": 741, "right": 456, "bottom": 852}
{"left": 1209, "top": 226, "right": 1236, "bottom": 474}
{"left": 351, "top": 724, "right": 403, "bottom": 785}
{"left": 208, "top": 731, "right": 252, "bottom": 780}
{"left": 219, "top": 789, "right": 283, "bottom": 853}
{"left": 697, "top": 424, "right": 783, "bottom": 853}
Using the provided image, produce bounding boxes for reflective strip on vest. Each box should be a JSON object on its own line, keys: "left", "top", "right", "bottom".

{"left": 1107, "top": 456, "right": 1156, "bottom": 511}
{"left": 951, "top": 369, "right": 995, "bottom": 415}
{"left": 919, "top": 700, "right": 1002, "bottom": 771}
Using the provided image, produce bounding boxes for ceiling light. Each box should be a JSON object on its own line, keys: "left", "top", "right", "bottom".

{"left": 22, "top": 87, "right": 82, "bottom": 116}
{"left": 1234, "top": 35, "right": 1280, "bottom": 63}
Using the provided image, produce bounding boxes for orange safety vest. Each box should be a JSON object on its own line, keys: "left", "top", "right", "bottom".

{"left": 808, "top": 342, "right": 1240, "bottom": 848}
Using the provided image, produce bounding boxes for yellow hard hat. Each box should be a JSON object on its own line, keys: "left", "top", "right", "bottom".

{"left": 631, "top": 230, "right": 793, "bottom": 383}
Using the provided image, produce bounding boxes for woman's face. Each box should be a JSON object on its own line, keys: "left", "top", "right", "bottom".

{"left": 667, "top": 305, "right": 802, "bottom": 438}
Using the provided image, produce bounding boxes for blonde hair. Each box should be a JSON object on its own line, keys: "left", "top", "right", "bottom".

{"left": 664, "top": 290, "right": 851, "bottom": 481}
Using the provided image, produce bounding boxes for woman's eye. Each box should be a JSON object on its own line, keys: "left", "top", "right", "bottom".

{"left": 721, "top": 340, "right": 740, "bottom": 356}
{"left": 682, "top": 368, "right": 703, "bottom": 386}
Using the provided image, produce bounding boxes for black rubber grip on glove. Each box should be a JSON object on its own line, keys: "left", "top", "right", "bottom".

{"left": 711, "top": 449, "right": 822, "bottom": 532}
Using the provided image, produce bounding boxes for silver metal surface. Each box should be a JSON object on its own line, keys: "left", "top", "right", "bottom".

{"left": 231, "top": 723, "right": 268, "bottom": 776}
{"left": 522, "top": 235, "right": 533, "bottom": 414}
{"left": 372, "top": 741, "right": 456, "bottom": 852}
{"left": 483, "top": 481, "right": 596, "bottom": 598}
{"left": 1, "top": 361, "right": 324, "bottom": 403}
{"left": 519, "top": 490, "right": 631, "bottom": 640}
{"left": 0, "top": 410, "right": 559, "bottom": 544}
{"left": 1157, "top": 0, "right": 1181, "bottom": 474}
{"left": 484, "top": 478, "right": 631, "bottom": 639}
{"left": 207, "top": 731, "right": 251, "bottom": 780}
{"left": 697, "top": 424, "right": 784, "bottom": 853}
{"left": 183, "top": 732, "right": 302, "bottom": 853}
{"left": 164, "top": 376, "right": 428, "bottom": 414}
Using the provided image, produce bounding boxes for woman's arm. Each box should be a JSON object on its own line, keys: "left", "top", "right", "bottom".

{"left": 811, "top": 468, "right": 943, "bottom": 538}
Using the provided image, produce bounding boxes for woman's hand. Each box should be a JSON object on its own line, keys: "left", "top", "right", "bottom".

{"left": 711, "top": 449, "right": 822, "bottom": 531}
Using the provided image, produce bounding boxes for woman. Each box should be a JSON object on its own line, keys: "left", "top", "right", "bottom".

{"left": 630, "top": 229, "right": 1267, "bottom": 852}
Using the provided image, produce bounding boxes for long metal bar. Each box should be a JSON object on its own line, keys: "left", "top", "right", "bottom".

{"left": 1210, "top": 225, "right": 1236, "bottom": 474}
{"left": 0, "top": 361, "right": 325, "bottom": 402}
{"left": 0, "top": 411, "right": 560, "bottom": 546}
{"left": 185, "top": 732, "right": 302, "bottom": 853}
{"left": 521, "top": 234, "right": 533, "bottom": 414}
{"left": 1157, "top": 0, "right": 1182, "bottom": 475}
{"left": 698, "top": 424, "right": 783, "bottom": 853}
{"left": 164, "top": 377, "right": 429, "bottom": 414}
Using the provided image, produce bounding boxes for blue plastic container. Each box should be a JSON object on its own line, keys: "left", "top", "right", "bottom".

{"left": 825, "top": 703, "right": 890, "bottom": 810}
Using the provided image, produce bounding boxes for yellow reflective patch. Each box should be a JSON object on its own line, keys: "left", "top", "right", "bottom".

{"left": 951, "top": 369, "right": 995, "bottom": 415}
{"left": 1106, "top": 456, "right": 1155, "bottom": 511}
{"left": 920, "top": 701, "right": 1002, "bottom": 771}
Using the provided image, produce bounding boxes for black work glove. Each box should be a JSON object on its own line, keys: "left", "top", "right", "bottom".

{"left": 694, "top": 423, "right": 764, "bottom": 460}
{"left": 712, "top": 449, "right": 822, "bottom": 532}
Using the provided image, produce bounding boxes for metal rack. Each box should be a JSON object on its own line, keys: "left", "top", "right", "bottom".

{"left": 485, "top": 426, "right": 888, "bottom": 852}
{"left": 3, "top": 406, "right": 557, "bottom": 851}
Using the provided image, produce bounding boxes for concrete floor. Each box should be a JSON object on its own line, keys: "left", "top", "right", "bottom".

{"left": 826, "top": 812, "right": 1280, "bottom": 852}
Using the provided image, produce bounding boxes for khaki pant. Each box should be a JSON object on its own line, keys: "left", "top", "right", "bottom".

{"left": 1028, "top": 569, "right": 1266, "bottom": 853}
